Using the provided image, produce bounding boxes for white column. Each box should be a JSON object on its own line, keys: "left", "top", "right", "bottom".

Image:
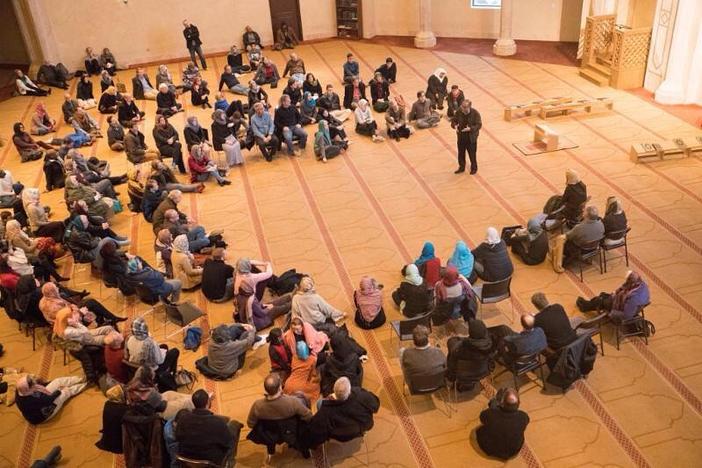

{"left": 493, "top": 0, "right": 517, "bottom": 56}
{"left": 414, "top": 0, "right": 436, "bottom": 49}
{"left": 654, "top": 0, "right": 702, "bottom": 104}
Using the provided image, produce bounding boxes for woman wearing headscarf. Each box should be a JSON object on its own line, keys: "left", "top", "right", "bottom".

{"left": 99, "top": 70, "right": 114, "bottom": 92}
{"left": 234, "top": 257, "right": 272, "bottom": 301}
{"left": 471, "top": 227, "right": 514, "bottom": 282}
{"left": 549, "top": 169, "right": 587, "bottom": 227}
{"left": 300, "top": 92, "right": 318, "bottom": 126}
{"left": 155, "top": 65, "right": 179, "bottom": 94}
{"left": 236, "top": 281, "right": 292, "bottom": 330}
{"left": 267, "top": 328, "right": 293, "bottom": 378}
{"left": 125, "top": 317, "right": 180, "bottom": 385}
{"left": 353, "top": 276, "right": 386, "bottom": 329}
{"left": 12, "top": 122, "right": 47, "bottom": 162}
{"left": 15, "top": 374, "right": 86, "bottom": 424}
{"left": 30, "top": 103, "right": 57, "bottom": 135}
{"left": 353, "top": 99, "right": 385, "bottom": 142}
{"left": 187, "top": 144, "right": 232, "bottom": 186}
{"left": 152, "top": 114, "right": 185, "bottom": 173}
{"left": 319, "top": 332, "right": 365, "bottom": 397}
{"left": 67, "top": 199, "right": 127, "bottom": 243}
{"left": 171, "top": 234, "right": 203, "bottom": 290}
{"left": 392, "top": 264, "right": 432, "bottom": 318}
{"left": 448, "top": 240, "right": 475, "bottom": 282}
{"left": 98, "top": 86, "right": 119, "bottom": 114}
{"left": 314, "top": 120, "right": 346, "bottom": 163}
{"left": 433, "top": 265, "right": 476, "bottom": 325}
{"left": 283, "top": 340, "right": 320, "bottom": 406}
{"left": 414, "top": 241, "right": 441, "bottom": 289}
{"left": 43, "top": 150, "right": 66, "bottom": 192}
{"left": 505, "top": 217, "right": 548, "bottom": 266}
{"left": 183, "top": 115, "right": 210, "bottom": 151}
{"left": 154, "top": 229, "right": 174, "bottom": 278}
{"left": 39, "top": 281, "right": 123, "bottom": 326}
{"left": 576, "top": 270, "right": 650, "bottom": 322}
{"left": 284, "top": 316, "right": 330, "bottom": 358}
{"left": 426, "top": 68, "right": 448, "bottom": 110}
{"left": 603, "top": 196, "right": 628, "bottom": 245}
{"left": 211, "top": 109, "right": 244, "bottom": 166}
{"left": 104, "top": 331, "right": 127, "bottom": 384}
{"left": 291, "top": 276, "right": 346, "bottom": 328}
{"left": 23, "top": 188, "right": 64, "bottom": 243}
{"left": 446, "top": 319, "right": 494, "bottom": 391}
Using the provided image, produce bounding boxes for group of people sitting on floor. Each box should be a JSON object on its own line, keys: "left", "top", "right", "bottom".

{"left": 1, "top": 25, "right": 650, "bottom": 466}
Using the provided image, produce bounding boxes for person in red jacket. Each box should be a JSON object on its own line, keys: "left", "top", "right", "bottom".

{"left": 187, "top": 143, "right": 231, "bottom": 186}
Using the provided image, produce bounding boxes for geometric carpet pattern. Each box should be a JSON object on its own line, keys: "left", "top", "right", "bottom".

{"left": 1, "top": 39, "right": 701, "bottom": 467}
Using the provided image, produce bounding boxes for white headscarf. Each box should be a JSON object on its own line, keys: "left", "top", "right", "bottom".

{"left": 433, "top": 68, "right": 447, "bottom": 80}
{"left": 486, "top": 227, "right": 500, "bottom": 245}
{"left": 173, "top": 234, "right": 191, "bottom": 255}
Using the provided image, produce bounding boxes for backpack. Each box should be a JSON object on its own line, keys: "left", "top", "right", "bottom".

{"left": 269, "top": 269, "right": 304, "bottom": 295}
{"left": 183, "top": 326, "right": 203, "bottom": 350}
{"left": 55, "top": 63, "right": 70, "bottom": 82}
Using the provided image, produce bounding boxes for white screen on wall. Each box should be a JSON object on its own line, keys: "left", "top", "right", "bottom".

{"left": 471, "top": 0, "right": 501, "bottom": 8}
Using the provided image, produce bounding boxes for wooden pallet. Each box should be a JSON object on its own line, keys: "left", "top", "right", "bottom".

{"left": 539, "top": 97, "right": 613, "bottom": 119}
{"left": 630, "top": 136, "right": 702, "bottom": 163}
{"left": 503, "top": 97, "right": 572, "bottom": 121}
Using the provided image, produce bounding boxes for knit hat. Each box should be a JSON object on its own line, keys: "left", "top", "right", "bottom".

{"left": 131, "top": 317, "right": 149, "bottom": 340}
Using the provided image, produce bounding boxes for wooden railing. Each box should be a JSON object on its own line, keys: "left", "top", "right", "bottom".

{"left": 582, "top": 15, "right": 616, "bottom": 67}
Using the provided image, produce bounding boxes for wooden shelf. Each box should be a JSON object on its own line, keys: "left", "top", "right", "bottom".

{"left": 336, "top": 0, "right": 362, "bottom": 39}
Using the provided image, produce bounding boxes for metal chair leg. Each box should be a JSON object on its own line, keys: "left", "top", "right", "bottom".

{"left": 624, "top": 239, "right": 629, "bottom": 267}
{"left": 32, "top": 326, "right": 36, "bottom": 351}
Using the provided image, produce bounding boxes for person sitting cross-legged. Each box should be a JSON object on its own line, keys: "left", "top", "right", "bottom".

{"left": 206, "top": 323, "right": 257, "bottom": 379}
{"left": 409, "top": 91, "right": 442, "bottom": 129}
{"left": 476, "top": 387, "right": 530, "bottom": 460}
{"left": 175, "top": 390, "right": 243, "bottom": 466}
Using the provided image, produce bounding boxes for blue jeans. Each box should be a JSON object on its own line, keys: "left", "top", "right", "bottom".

{"left": 188, "top": 45, "right": 207, "bottom": 69}
{"left": 228, "top": 83, "right": 248, "bottom": 95}
{"left": 282, "top": 126, "right": 307, "bottom": 154}
{"left": 187, "top": 225, "right": 210, "bottom": 252}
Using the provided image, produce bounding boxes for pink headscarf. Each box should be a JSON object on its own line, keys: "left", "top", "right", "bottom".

{"left": 283, "top": 320, "right": 329, "bottom": 356}
{"left": 354, "top": 276, "right": 382, "bottom": 322}
{"left": 16, "top": 375, "right": 52, "bottom": 397}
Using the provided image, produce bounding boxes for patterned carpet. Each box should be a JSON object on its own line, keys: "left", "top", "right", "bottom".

{"left": 1, "top": 39, "right": 701, "bottom": 467}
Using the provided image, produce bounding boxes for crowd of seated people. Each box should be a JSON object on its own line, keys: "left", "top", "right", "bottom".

{"left": 0, "top": 24, "right": 648, "bottom": 467}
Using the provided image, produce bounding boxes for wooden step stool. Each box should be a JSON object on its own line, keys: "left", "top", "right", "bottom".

{"left": 534, "top": 123, "right": 560, "bottom": 152}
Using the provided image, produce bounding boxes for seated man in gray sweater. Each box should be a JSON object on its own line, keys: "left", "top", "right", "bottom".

{"left": 207, "top": 323, "right": 257, "bottom": 379}
{"left": 408, "top": 91, "right": 442, "bottom": 129}
{"left": 400, "top": 325, "right": 446, "bottom": 388}
{"left": 563, "top": 205, "right": 605, "bottom": 265}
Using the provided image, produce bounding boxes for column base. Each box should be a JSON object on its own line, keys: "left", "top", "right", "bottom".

{"left": 493, "top": 38, "right": 517, "bottom": 56}
{"left": 414, "top": 31, "right": 437, "bottom": 49}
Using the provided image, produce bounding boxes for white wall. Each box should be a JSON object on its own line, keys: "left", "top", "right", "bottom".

{"left": 29, "top": 0, "right": 338, "bottom": 69}
{"left": 365, "top": 0, "right": 581, "bottom": 42}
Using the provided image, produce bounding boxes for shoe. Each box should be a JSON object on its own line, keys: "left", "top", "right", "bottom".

{"left": 218, "top": 179, "right": 232, "bottom": 186}
{"left": 576, "top": 297, "right": 587, "bottom": 312}
{"left": 209, "top": 229, "right": 224, "bottom": 237}
{"left": 293, "top": 149, "right": 301, "bottom": 157}
{"left": 113, "top": 235, "right": 128, "bottom": 242}
{"left": 196, "top": 183, "right": 205, "bottom": 193}
{"left": 112, "top": 316, "right": 128, "bottom": 323}
{"left": 470, "top": 169, "right": 477, "bottom": 175}
{"left": 454, "top": 168, "right": 465, "bottom": 174}
{"left": 55, "top": 276, "right": 70, "bottom": 282}
{"left": 322, "top": 157, "right": 327, "bottom": 163}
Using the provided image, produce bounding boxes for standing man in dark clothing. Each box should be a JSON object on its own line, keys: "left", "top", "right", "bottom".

{"left": 476, "top": 387, "right": 530, "bottom": 460}
{"left": 450, "top": 99, "right": 482, "bottom": 175}
{"left": 183, "top": 20, "right": 207, "bottom": 70}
